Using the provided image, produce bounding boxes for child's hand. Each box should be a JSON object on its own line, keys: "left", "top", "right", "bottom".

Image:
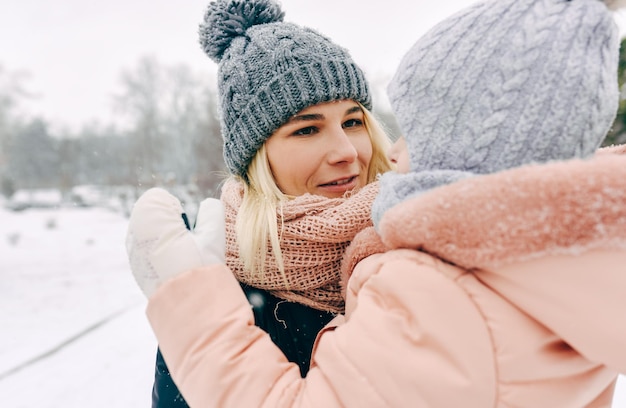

{"left": 126, "top": 188, "right": 225, "bottom": 298}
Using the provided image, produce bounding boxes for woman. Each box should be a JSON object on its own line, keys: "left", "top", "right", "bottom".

{"left": 130, "top": 0, "right": 626, "bottom": 406}
{"left": 127, "top": 0, "right": 392, "bottom": 406}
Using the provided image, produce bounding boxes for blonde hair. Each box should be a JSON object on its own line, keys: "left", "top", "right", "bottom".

{"left": 234, "top": 104, "right": 393, "bottom": 282}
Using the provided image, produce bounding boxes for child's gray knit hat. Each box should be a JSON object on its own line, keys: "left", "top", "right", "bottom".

{"left": 373, "top": 0, "right": 624, "bottom": 228}
{"left": 199, "top": 0, "right": 371, "bottom": 178}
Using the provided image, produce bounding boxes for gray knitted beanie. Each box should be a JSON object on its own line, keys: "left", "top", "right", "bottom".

{"left": 372, "top": 0, "right": 625, "bottom": 228}
{"left": 199, "top": 0, "right": 372, "bottom": 178}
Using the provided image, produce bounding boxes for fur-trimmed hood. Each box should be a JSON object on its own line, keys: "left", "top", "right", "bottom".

{"left": 343, "top": 146, "right": 626, "bottom": 285}
{"left": 378, "top": 147, "right": 626, "bottom": 270}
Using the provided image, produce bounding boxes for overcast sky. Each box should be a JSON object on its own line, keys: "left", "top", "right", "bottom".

{"left": 2, "top": 0, "right": 626, "bottom": 130}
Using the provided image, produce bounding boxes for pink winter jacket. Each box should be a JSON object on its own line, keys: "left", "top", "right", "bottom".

{"left": 146, "top": 146, "right": 626, "bottom": 407}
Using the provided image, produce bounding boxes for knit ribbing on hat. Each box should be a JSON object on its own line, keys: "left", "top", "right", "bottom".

{"left": 199, "top": 0, "right": 371, "bottom": 178}
{"left": 221, "top": 50, "right": 371, "bottom": 177}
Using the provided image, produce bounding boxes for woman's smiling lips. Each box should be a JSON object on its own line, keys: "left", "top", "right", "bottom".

{"left": 318, "top": 175, "right": 359, "bottom": 194}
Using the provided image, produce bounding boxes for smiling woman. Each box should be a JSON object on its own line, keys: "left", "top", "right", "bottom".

{"left": 125, "top": 0, "right": 393, "bottom": 406}
{"left": 265, "top": 100, "right": 373, "bottom": 198}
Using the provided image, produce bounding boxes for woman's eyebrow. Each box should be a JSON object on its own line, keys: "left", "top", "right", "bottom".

{"left": 286, "top": 105, "right": 362, "bottom": 124}
{"left": 345, "top": 106, "right": 363, "bottom": 115}
{"left": 286, "top": 113, "right": 324, "bottom": 123}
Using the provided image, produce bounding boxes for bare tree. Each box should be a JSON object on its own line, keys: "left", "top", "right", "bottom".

{"left": 113, "top": 56, "right": 225, "bottom": 199}
{"left": 9, "top": 119, "right": 59, "bottom": 189}
{"left": 0, "top": 65, "right": 33, "bottom": 197}
{"left": 114, "top": 56, "right": 166, "bottom": 188}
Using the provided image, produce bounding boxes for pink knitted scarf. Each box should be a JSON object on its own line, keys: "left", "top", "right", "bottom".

{"left": 221, "top": 179, "right": 379, "bottom": 313}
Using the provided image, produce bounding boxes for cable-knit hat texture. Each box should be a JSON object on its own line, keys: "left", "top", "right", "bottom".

{"left": 372, "top": 0, "right": 623, "bottom": 228}
{"left": 199, "top": 0, "right": 371, "bottom": 178}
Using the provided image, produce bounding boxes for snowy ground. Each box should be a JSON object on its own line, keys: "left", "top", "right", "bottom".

{"left": 0, "top": 206, "right": 155, "bottom": 407}
{"left": 1, "top": 206, "right": 625, "bottom": 407}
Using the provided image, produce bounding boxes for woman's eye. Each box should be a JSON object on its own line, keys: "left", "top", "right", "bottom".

{"left": 343, "top": 118, "right": 363, "bottom": 128}
{"left": 292, "top": 126, "right": 317, "bottom": 136}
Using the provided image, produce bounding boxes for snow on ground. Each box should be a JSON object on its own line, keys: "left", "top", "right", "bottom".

{"left": 0, "top": 206, "right": 625, "bottom": 407}
{"left": 0, "top": 206, "right": 155, "bottom": 407}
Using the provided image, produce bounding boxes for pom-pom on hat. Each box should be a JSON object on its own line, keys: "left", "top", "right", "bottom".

{"left": 373, "top": 0, "right": 625, "bottom": 228}
{"left": 199, "top": 0, "right": 371, "bottom": 178}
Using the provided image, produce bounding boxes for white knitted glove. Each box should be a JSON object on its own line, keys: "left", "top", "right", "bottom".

{"left": 126, "top": 188, "right": 225, "bottom": 298}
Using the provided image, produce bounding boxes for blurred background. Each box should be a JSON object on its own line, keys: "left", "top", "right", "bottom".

{"left": 1, "top": 0, "right": 626, "bottom": 212}
{"left": 1, "top": 1, "right": 625, "bottom": 407}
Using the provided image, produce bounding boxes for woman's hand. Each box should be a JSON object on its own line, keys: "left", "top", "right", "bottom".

{"left": 126, "top": 188, "right": 225, "bottom": 298}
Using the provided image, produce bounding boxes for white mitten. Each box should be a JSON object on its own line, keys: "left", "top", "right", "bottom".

{"left": 126, "top": 188, "right": 225, "bottom": 298}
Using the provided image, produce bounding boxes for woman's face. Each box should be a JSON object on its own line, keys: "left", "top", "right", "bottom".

{"left": 388, "top": 136, "right": 410, "bottom": 173}
{"left": 265, "top": 100, "right": 373, "bottom": 198}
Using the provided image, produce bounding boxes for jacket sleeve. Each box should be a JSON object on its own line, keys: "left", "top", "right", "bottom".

{"left": 147, "top": 251, "right": 496, "bottom": 407}
{"left": 476, "top": 247, "right": 626, "bottom": 373}
{"left": 146, "top": 264, "right": 305, "bottom": 408}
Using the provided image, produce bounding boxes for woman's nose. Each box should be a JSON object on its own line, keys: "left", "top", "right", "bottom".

{"left": 327, "top": 128, "right": 358, "bottom": 164}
